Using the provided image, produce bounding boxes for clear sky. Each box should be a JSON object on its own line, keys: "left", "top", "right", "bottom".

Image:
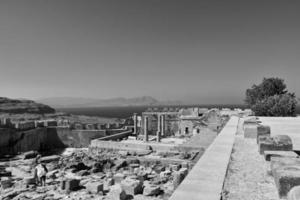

{"left": 0, "top": 0, "right": 300, "bottom": 104}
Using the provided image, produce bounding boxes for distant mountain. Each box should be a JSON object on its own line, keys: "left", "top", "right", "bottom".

{"left": 37, "top": 96, "right": 182, "bottom": 108}
{"left": 0, "top": 97, "right": 55, "bottom": 114}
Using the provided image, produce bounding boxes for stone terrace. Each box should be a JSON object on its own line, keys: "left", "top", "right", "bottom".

{"left": 169, "top": 116, "right": 239, "bottom": 200}
{"left": 259, "top": 117, "right": 300, "bottom": 150}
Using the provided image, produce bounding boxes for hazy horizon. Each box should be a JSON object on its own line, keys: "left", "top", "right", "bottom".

{"left": 1, "top": 0, "right": 300, "bottom": 104}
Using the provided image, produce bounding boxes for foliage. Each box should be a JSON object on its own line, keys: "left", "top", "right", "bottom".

{"left": 245, "top": 77, "right": 297, "bottom": 116}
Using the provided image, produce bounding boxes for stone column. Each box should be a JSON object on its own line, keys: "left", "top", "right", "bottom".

{"left": 143, "top": 116, "right": 149, "bottom": 142}
{"left": 133, "top": 113, "right": 137, "bottom": 135}
{"left": 161, "top": 115, "right": 165, "bottom": 137}
{"left": 157, "top": 114, "right": 161, "bottom": 142}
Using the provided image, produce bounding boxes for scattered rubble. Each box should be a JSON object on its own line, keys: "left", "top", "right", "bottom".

{"left": 0, "top": 147, "right": 197, "bottom": 200}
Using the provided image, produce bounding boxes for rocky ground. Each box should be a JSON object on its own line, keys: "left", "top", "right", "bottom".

{"left": 222, "top": 135, "right": 279, "bottom": 200}
{"left": 0, "top": 148, "right": 194, "bottom": 200}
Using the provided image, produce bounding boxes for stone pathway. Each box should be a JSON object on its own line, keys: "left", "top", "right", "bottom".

{"left": 223, "top": 135, "right": 279, "bottom": 200}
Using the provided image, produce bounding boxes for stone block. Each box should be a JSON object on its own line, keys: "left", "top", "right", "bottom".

{"left": 257, "top": 125, "right": 271, "bottom": 144}
{"left": 244, "top": 123, "right": 257, "bottom": 138}
{"left": 121, "top": 178, "right": 143, "bottom": 195}
{"left": 78, "top": 170, "right": 90, "bottom": 176}
{"left": 0, "top": 170, "right": 12, "bottom": 177}
{"left": 114, "top": 173, "right": 126, "bottom": 183}
{"left": 288, "top": 185, "right": 300, "bottom": 200}
{"left": 270, "top": 157, "right": 300, "bottom": 176}
{"left": 169, "top": 164, "right": 181, "bottom": 171}
{"left": 24, "top": 176, "right": 36, "bottom": 185}
{"left": 173, "top": 171, "right": 185, "bottom": 189}
{"left": 40, "top": 155, "right": 60, "bottom": 163}
{"left": 1, "top": 177, "right": 13, "bottom": 189}
{"left": 273, "top": 165, "right": 300, "bottom": 198}
{"left": 23, "top": 151, "right": 38, "bottom": 159}
{"left": 104, "top": 178, "right": 114, "bottom": 191}
{"left": 143, "top": 182, "right": 161, "bottom": 196}
{"left": 107, "top": 184, "right": 127, "bottom": 200}
{"left": 179, "top": 168, "right": 188, "bottom": 177}
{"left": 181, "top": 162, "right": 189, "bottom": 169}
{"left": 258, "top": 135, "right": 293, "bottom": 155}
{"left": 153, "top": 165, "right": 165, "bottom": 174}
{"left": 264, "top": 151, "right": 298, "bottom": 161}
{"left": 86, "top": 182, "right": 103, "bottom": 193}
{"left": 65, "top": 179, "right": 80, "bottom": 191}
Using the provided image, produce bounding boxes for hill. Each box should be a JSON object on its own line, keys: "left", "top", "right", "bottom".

{"left": 37, "top": 96, "right": 182, "bottom": 108}
{"left": 0, "top": 97, "right": 55, "bottom": 114}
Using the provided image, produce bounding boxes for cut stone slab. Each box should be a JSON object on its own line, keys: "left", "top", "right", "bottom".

{"left": 143, "top": 182, "right": 161, "bottom": 196}
{"left": 288, "top": 185, "right": 300, "bottom": 200}
{"left": 64, "top": 179, "right": 80, "bottom": 191}
{"left": 40, "top": 155, "right": 60, "bottom": 163}
{"left": 244, "top": 123, "right": 258, "bottom": 138}
{"left": 86, "top": 182, "right": 103, "bottom": 193}
{"left": 1, "top": 177, "right": 13, "bottom": 189}
{"left": 121, "top": 178, "right": 143, "bottom": 195}
{"left": 270, "top": 157, "right": 300, "bottom": 176}
{"left": 172, "top": 171, "right": 185, "bottom": 189}
{"left": 107, "top": 184, "right": 127, "bottom": 200}
{"left": 257, "top": 125, "right": 271, "bottom": 144}
{"left": 24, "top": 176, "right": 36, "bottom": 186}
{"left": 114, "top": 173, "right": 126, "bottom": 184}
{"left": 273, "top": 165, "right": 300, "bottom": 198}
{"left": 259, "top": 135, "right": 293, "bottom": 154}
{"left": 264, "top": 150, "right": 298, "bottom": 161}
{"left": 169, "top": 164, "right": 181, "bottom": 171}
{"left": 23, "top": 151, "right": 38, "bottom": 159}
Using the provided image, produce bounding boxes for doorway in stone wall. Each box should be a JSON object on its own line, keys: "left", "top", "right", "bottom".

{"left": 185, "top": 127, "right": 189, "bottom": 134}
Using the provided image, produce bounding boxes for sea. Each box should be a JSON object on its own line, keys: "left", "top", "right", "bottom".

{"left": 56, "top": 104, "right": 298, "bottom": 119}
{"left": 58, "top": 105, "right": 300, "bottom": 119}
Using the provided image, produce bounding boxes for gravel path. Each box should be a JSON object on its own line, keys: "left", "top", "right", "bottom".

{"left": 222, "top": 135, "right": 279, "bottom": 200}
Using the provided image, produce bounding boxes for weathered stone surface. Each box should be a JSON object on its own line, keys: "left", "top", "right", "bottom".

{"left": 273, "top": 165, "right": 300, "bottom": 198}
{"left": 288, "top": 185, "right": 300, "bottom": 200}
{"left": 121, "top": 178, "right": 143, "bottom": 195}
{"left": 244, "top": 123, "right": 257, "bottom": 138}
{"left": 259, "top": 135, "right": 293, "bottom": 154}
{"left": 143, "top": 182, "right": 161, "bottom": 196}
{"left": 104, "top": 178, "right": 114, "bottom": 191}
{"left": 0, "top": 170, "right": 12, "bottom": 177}
{"left": 172, "top": 171, "right": 185, "bottom": 189}
{"left": 1, "top": 177, "right": 13, "bottom": 189}
{"left": 181, "top": 162, "right": 189, "bottom": 169}
{"left": 257, "top": 125, "right": 271, "bottom": 144}
{"left": 47, "top": 169, "right": 59, "bottom": 179}
{"left": 24, "top": 176, "right": 36, "bottom": 185}
{"left": 78, "top": 169, "right": 90, "bottom": 176}
{"left": 40, "top": 155, "right": 60, "bottom": 163}
{"left": 23, "top": 150, "right": 39, "bottom": 159}
{"left": 264, "top": 150, "right": 298, "bottom": 161}
{"left": 179, "top": 168, "right": 188, "bottom": 177}
{"left": 169, "top": 164, "right": 180, "bottom": 171}
{"left": 69, "top": 162, "right": 90, "bottom": 172}
{"left": 270, "top": 157, "right": 300, "bottom": 176}
{"left": 64, "top": 179, "right": 80, "bottom": 191}
{"left": 107, "top": 184, "right": 128, "bottom": 200}
{"left": 86, "top": 182, "right": 103, "bottom": 193}
{"left": 129, "top": 163, "right": 140, "bottom": 169}
{"left": 114, "top": 173, "right": 126, "bottom": 183}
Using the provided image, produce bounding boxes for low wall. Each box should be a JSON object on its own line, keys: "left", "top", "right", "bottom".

{"left": 169, "top": 116, "right": 239, "bottom": 200}
{"left": 54, "top": 127, "right": 107, "bottom": 147}
{"left": 98, "top": 130, "right": 132, "bottom": 141}
{"left": 0, "top": 128, "right": 65, "bottom": 156}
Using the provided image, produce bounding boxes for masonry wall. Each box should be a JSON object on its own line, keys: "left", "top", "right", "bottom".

{"left": 0, "top": 127, "right": 108, "bottom": 156}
